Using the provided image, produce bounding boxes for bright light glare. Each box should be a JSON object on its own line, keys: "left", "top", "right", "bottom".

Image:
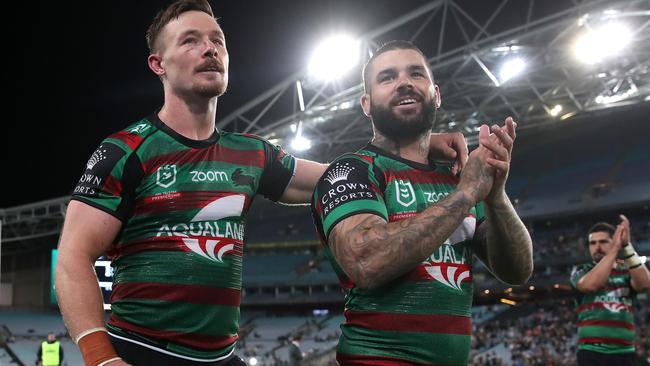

{"left": 549, "top": 104, "right": 562, "bottom": 116}
{"left": 308, "top": 35, "right": 360, "bottom": 81}
{"left": 249, "top": 357, "right": 258, "bottom": 366}
{"left": 499, "top": 58, "right": 526, "bottom": 83}
{"left": 574, "top": 22, "right": 632, "bottom": 64}
{"left": 291, "top": 135, "right": 312, "bottom": 151}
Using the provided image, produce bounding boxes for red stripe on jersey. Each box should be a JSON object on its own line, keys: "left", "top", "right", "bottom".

{"left": 134, "top": 191, "right": 251, "bottom": 216}
{"left": 410, "top": 263, "right": 473, "bottom": 284}
{"left": 111, "top": 282, "right": 241, "bottom": 307}
{"left": 109, "top": 131, "right": 144, "bottom": 151}
{"left": 109, "top": 237, "right": 243, "bottom": 259}
{"left": 143, "top": 144, "right": 265, "bottom": 174}
{"left": 577, "top": 320, "right": 634, "bottom": 330}
{"left": 108, "top": 131, "right": 142, "bottom": 151}
{"left": 102, "top": 175, "right": 123, "bottom": 196}
{"left": 611, "top": 270, "right": 627, "bottom": 275}
{"left": 355, "top": 155, "right": 374, "bottom": 164}
{"left": 339, "top": 276, "right": 355, "bottom": 289}
{"left": 579, "top": 337, "right": 634, "bottom": 345}
{"left": 337, "top": 353, "right": 441, "bottom": 366}
{"left": 605, "top": 285, "right": 628, "bottom": 291}
{"left": 108, "top": 315, "right": 238, "bottom": 350}
{"left": 386, "top": 170, "right": 458, "bottom": 185}
{"left": 344, "top": 310, "right": 471, "bottom": 335}
{"left": 577, "top": 302, "right": 633, "bottom": 313}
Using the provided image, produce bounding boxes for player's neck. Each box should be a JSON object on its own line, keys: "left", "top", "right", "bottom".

{"left": 371, "top": 130, "right": 430, "bottom": 164}
{"left": 158, "top": 92, "right": 218, "bottom": 140}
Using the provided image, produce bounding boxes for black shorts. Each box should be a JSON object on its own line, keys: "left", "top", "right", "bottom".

{"left": 109, "top": 332, "right": 246, "bottom": 366}
{"left": 577, "top": 349, "right": 634, "bottom": 366}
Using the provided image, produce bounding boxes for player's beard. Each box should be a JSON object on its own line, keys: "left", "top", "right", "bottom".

{"left": 194, "top": 76, "right": 228, "bottom": 98}
{"left": 592, "top": 251, "right": 605, "bottom": 263}
{"left": 370, "top": 97, "right": 437, "bottom": 140}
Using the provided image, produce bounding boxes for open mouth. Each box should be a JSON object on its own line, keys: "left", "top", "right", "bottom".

{"left": 396, "top": 98, "right": 418, "bottom": 106}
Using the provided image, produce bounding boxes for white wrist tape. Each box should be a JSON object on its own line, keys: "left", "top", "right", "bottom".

{"left": 97, "top": 357, "right": 122, "bottom": 366}
{"left": 74, "top": 327, "right": 107, "bottom": 345}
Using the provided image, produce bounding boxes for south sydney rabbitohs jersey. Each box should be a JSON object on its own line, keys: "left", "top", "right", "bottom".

{"left": 570, "top": 263, "right": 637, "bottom": 354}
{"left": 311, "top": 145, "right": 485, "bottom": 366}
{"left": 71, "top": 114, "right": 295, "bottom": 361}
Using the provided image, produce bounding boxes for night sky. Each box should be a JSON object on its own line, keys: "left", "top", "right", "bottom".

{"left": 2, "top": 1, "right": 575, "bottom": 207}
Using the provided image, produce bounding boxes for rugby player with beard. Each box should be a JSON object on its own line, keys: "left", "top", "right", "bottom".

{"left": 311, "top": 40, "right": 533, "bottom": 365}
{"left": 571, "top": 217, "right": 650, "bottom": 366}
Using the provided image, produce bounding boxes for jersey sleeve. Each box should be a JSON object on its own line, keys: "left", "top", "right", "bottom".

{"left": 258, "top": 140, "right": 296, "bottom": 201}
{"left": 311, "top": 155, "right": 388, "bottom": 240}
{"left": 70, "top": 139, "right": 143, "bottom": 222}
{"left": 570, "top": 264, "right": 590, "bottom": 289}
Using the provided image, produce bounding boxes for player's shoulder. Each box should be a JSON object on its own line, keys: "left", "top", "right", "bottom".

{"left": 218, "top": 131, "right": 277, "bottom": 150}
{"left": 331, "top": 148, "right": 377, "bottom": 166}
{"left": 104, "top": 117, "right": 159, "bottom": 153}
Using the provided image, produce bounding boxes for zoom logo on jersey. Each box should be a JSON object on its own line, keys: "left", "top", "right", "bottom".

{"left": 156, "top": 164, "right": 177, "bottom": 188}
{"left": 424, "top": 191, "right": 449, "bottom": 203}
{"left": 318, "top": 158, "right": 377, "bottom": 217}
{"left": 73, "top": 143, "right": 125, "bottom": 197}
{"left": 191, "top": 170, "right": 229, "bottom": 182}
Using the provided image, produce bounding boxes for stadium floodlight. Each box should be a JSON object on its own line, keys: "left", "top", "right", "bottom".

{"left": 499, "top": 57, "right": 526, "bottom": 83}
{"left": 308, "top": 35, "right": 360, "bottom": 81}
{"left": 574, "top": 22, "right": 632, "bottom": 64}
{"left": 249, "top": 357, "right": 258, "bottom": 366}
{"left": 291, "top": 134, "right": 312, "bottom": 151}
{"left": 549, "top": 104, "right": 562, "bottom": 117}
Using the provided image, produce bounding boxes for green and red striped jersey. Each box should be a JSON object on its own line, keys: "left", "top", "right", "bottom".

{"left": 570, "top": 263, "right": 636, "bottom": 354}
{"left": 71, "top": 114, "right": 295, "bottom": 361}
{"left": 311, "top": 144, "right": 484, "bottom": 366}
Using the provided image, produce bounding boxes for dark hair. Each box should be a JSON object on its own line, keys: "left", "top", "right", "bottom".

{"left": 362, "top": 40, "right": 431, "bottom": 93}
{"left": 146, "top": 0, "right": 215, "bottom": 53}
{"left": 588, "top": 222, "right": 615, "bottom": 237}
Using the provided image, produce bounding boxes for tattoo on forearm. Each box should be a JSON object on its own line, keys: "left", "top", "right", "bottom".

{"left": 482, "top": 198, "right": 533, "bottom": 283}
{"left": 330, "top": 190, "right": 475, "bottom": 288}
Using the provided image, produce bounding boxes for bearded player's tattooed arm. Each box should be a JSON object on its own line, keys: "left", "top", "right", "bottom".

{"left": 471, "top": 200, "right": 533, "bottom": 286}
{"left": 326, "top": 145, "right": 497, "bottom": 290}
{"left": 470, "top": 118, "right": 533, "bottom": 285}
{"left": 328, "top": 189, "right": 476, "bottom": 290}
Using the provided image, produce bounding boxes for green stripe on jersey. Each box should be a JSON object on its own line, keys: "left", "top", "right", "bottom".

{"left": 112, "top": 300, "right": 239, "bottom": 336}
{"left": 339, "top": 326, "right": 470, "bottom": 365}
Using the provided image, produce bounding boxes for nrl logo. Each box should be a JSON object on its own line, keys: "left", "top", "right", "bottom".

{"left": 424, "top": 263, "right": 471, "bottom": 291}
{"left": 395, "top": 179, "right": 416, "bottom": 207}
{"left": 325, "top": 162, "right": 354, "bottom": 185}
{"left": 156, "top": 164, "right": 177, "bottom": 188}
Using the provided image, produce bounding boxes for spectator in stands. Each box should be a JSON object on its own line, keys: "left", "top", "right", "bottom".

{"left": 36, "top": 332, "right": 63, "bottom": 366}
{"left": 570, "top": 216, "right": 650, "bottom": 366}
{"left": 288, "top": 335, "right": 304, "bottom": 366}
